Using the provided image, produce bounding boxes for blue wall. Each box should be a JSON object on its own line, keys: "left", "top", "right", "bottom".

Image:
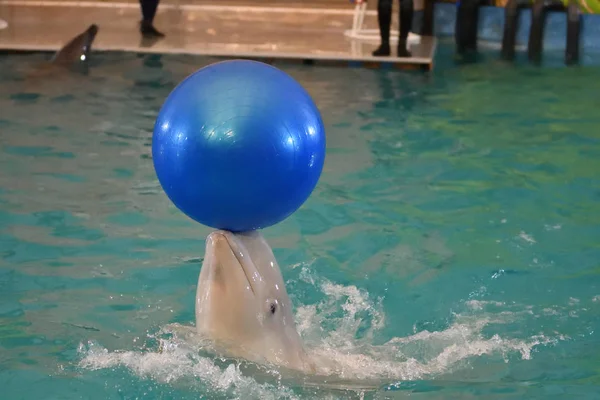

{"left": 433, "top": 3, "right": 600, "bottom": 53}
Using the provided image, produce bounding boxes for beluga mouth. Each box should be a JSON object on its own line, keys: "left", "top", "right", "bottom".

{"left": 216, "top": 231, "right": 257, "bottom": 295}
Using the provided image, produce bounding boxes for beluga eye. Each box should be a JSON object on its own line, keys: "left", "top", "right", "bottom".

{"left": 267, "top": 300, "right": 277, "bottom": 315}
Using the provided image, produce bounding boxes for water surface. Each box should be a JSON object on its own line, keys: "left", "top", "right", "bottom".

{"left": 1, "top": 47, "right": 600, "bottom": 399}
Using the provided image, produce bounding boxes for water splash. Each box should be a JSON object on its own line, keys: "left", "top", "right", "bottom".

{"left": 79, "top": 339, "right": 300, "bottom": 400}
{"left": 78, "top": 264, "right": 564, "bottom": 397}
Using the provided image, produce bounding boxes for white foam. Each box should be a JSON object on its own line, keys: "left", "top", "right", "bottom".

{"left": 568, "top": 297, "right": 580, "bottom": 306}
{"left": 465, "top": 300, "right": 505, "bottom": 310}
{"left": 518, "top": 231, "right": 536, "bottom": 244}
{"left": 79, "top": 338, "right": 299, "bottom": 400}
{"left": 78, "top": 263, "right": 564, "bottom": 395}
{"left": 544, "top": 224, "right": 562, "bottom": 231}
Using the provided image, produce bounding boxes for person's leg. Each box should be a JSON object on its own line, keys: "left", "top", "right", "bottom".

{"left": 397, "top": 0, "right": 413, "bottom": 57}
{"left": 373, "top": 0, "right": 393, "bottom": 56}
{"left": 411, "top": 9, "right": 423, "bottom": 35}
{"left": 140, "top": 0, "right": 165, "bottom": 38}
{"left": 412, "top": 0, "right": 425, "bottom": 35}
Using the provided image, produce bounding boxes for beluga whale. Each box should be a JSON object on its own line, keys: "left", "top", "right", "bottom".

{"left": 195, "top": 230, "right": 316, "bottom": 373}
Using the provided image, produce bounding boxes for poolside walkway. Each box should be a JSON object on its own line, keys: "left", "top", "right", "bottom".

{"left": 0, "top": 0, "right": 436, "bottom": 69}
{"left": 0, "top": 0, "right": 376, "bottom": 9}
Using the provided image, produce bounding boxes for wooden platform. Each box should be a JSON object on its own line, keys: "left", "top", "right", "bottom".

{"left": 0, "top": 1, "right": 436, "bottom": 70}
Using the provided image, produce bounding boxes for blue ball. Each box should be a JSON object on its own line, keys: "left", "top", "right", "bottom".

{"left": 152, "top": 60, "right": 326, "bottom": 232}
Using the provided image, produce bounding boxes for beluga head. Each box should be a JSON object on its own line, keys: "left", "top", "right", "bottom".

{"left": 195, "top": 230, "right": 314, "bottom": 373}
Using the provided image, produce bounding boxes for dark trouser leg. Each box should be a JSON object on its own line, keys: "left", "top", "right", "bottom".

{"left": 398, "top": 0, "right": 413, "bottom": 56}
{"left": 141, "top": 0, "right": 158, "bottom": 22}
{"left": 412, "top": 9, "right": 423, "bottom": 35}
{"left": 373, "top": 0, "right": 393, "bottom": 56}
{"left": 140, "top": 0, "right": 165, "bottom": 37}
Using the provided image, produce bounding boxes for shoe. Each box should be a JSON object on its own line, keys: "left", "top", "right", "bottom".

{"left": 140, "top": 20, "right": 165, "bottom": 38}
{"left": 397, "top": 42, "right": 411, "bottom": 58}
{"left": 372, "top": 43, "right": 391, "bottom": 57}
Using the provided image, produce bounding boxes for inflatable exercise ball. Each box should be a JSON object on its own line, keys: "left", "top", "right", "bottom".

{"left": 152, "top": 60, "right": 326, "bottom": 232}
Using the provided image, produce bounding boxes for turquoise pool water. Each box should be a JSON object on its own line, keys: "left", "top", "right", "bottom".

{"left": 1, "top": 46, "right": 600, "bottom": 399}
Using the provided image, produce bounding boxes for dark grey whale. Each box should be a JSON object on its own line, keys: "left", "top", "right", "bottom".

{"left": 50, "top": 24, "right": 99, "bottom": 71}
